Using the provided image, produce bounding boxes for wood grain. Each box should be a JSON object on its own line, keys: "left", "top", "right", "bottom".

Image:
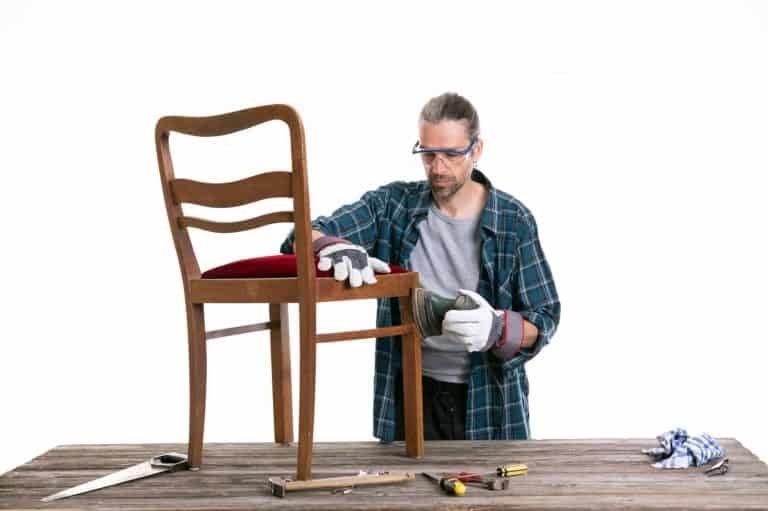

{"left": 170, "top": 171, "right": 293, "bottom": 208}
{"left": 269, "top": 304, "right": 293, "bottom": 445}
{"left": 316, "top": 325, "right": 412, "bottom": 343}
{"left": 206, "top": 321, "right": 277, "bottom": 340}
{"left": 399, "top": 288, "right": 424, "bottom": 459}
{"left": 179, "top": 211, "right": 294, "bottom": 234}
{"left": 2, "top": 440, "right": 766, "bottom": 510}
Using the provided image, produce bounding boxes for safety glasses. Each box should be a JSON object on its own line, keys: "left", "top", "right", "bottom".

{"left": 412, "top": 137, "right": 477, "bottom": 167}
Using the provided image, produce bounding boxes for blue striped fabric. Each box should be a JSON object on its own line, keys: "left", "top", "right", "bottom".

{"left": 280, "top": 169, "right": 561, "bottom": 440}
{"left": 642, "top": 428, "right": 726, "bottom": 468}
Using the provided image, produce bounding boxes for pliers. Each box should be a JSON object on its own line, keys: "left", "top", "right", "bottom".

{"left": 438, "top": 464, "right": 527, "bottom": 492}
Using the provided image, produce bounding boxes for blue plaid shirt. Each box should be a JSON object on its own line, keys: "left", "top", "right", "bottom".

{"left": 280, "top": 169, "right": 560, "bottom": 440}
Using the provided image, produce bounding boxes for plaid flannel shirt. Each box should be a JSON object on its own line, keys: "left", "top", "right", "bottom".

{"left": 280, "top": 169, "right": 560, "bottom": 440}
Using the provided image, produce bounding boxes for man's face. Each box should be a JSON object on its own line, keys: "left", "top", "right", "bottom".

{"left": 417, "top": 120, "right": 482, "bottom": 200}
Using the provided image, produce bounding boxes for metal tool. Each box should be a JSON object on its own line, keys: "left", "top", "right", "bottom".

{"left": 422, "top": 472, "right": 466, "bottom": 496}
{"left": 413, "top": 288, "right": 478, "bottom": 338}
{"left": 485, "top": 477, "right": 512, "bottom": 490}
{"left": 450, "top": 471, "right": 485, "bottom": 485}
{"left": 447, "top": 472, "right": 511, "bottom": 491}
{"left": 41, "top": 452, "right": 189, "bottom": 502}
{"left": 443, "top": 464, "right": 527, "bottom": 491}
{"left": 267, "top": 472, "right": 415, "bottom": 498}
{"left": 705, "top": 457, "right": 729, "bottom": 476}
{"left": 448, "top": 464, "right": 528, "bottom": 480}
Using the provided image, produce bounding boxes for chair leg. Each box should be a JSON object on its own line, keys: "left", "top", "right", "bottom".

{"left": 296, "top": 301, "right": 317, "bottom": 481}
{"left": 399, "top": 292, "right": 424, "bottom": 458}
{"left": 269, "top": 303, "right": 294, "bottom": 445}
{"left": 186, "top": 302, "right": 207, "bottom": 470}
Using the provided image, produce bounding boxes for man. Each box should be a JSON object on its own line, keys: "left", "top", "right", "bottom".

{"left": 280, "top": 92, "right": 560, "bottom": 441}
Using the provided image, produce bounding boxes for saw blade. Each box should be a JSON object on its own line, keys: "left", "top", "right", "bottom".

{"left": 41, "top": 453, "right": 187, "bottom": 502}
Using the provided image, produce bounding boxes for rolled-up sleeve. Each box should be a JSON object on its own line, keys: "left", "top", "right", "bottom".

{"left": 279, "top": 184, "right": 392, "bottom": 255}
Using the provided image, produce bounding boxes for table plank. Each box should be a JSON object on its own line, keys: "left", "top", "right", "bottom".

{"left": 2, "top": 440, "right": 767, "bottom": 510}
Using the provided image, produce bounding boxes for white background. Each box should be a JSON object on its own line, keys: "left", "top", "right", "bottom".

{"left": 1, "top": 1, "right": 767, "bottom": 477}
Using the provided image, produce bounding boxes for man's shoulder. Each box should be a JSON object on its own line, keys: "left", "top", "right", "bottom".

{"left": 364, "top": 178, "right": 428, "bottom": 206}
{"left": 493, "top": 187, "right": 535, "bottom": 220}
{"left": 491, "top": 186, "right": 539, "bottom": 236}
{"left": 378, "top": 178, "right": 428, "bottom": 196}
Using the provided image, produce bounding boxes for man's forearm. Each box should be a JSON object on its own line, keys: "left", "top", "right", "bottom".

{"left": 292, "top": 229, "right": 327, "bottom": 253}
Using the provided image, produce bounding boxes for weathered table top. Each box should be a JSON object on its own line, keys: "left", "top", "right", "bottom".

{"left": 2, "top": 439, "right": 767, "bottom": 510}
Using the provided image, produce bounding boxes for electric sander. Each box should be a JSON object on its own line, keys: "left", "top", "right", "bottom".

{"left": 412, "top": 288, "right": 479, "bottom": 338}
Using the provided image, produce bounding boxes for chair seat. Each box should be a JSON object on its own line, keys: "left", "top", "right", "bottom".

{"left": 202, "top": 254, "right": 407, "bottom": 279}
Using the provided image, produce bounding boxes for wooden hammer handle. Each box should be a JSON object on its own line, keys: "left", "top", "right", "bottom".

{"left": 285, "top": 472, "right": 415, "bottom": 492}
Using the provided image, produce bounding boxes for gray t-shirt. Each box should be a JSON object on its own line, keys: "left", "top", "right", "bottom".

{"left": 409, "top": 204, "right": 482, "bottom": 383}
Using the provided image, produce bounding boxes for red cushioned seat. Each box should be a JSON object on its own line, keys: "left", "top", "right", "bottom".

{"left": 202, "top": 254, "right": 406, "bottom": 279}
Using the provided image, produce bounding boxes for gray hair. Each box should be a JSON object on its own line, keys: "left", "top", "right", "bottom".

{"left": 419, "top": 92, "right": 480, "bottom": 140}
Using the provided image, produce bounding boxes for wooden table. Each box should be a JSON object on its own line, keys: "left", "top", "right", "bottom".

{"left": 2, "top": 439, "right": 767, "bottom": 510}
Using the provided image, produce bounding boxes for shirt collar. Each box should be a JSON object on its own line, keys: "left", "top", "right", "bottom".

{"left": 409, "top": 168, "right": 499, "bottom": 236}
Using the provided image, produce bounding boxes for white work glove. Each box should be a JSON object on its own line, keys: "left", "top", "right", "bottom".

{"left": 442, "top": 289, "right": 505, "bottom": 352}
{"left": 313, "top": 235, "right": 390, "bottom": 288}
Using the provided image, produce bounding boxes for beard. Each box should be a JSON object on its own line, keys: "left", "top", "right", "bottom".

{"left": 429, "top": 173, "right": 468, "bottom": 200}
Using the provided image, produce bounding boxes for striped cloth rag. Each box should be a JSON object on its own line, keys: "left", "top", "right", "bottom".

{"left": 642, "top": 428, "right": 726, "bottom": 469}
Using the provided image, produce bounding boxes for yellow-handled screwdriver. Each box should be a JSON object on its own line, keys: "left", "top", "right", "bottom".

{"left": 423, "top": 472, "right": 466, "bottom": 496}
{"left": 497, "top": 464, "right": 528, "bottom": 477}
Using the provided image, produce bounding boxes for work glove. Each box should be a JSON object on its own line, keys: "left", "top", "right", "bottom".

{"left": 442, "top": 289, "right": 505, "bottom": 352}
{"left": 313, "top": 235, "right": 390, "bottom": 288}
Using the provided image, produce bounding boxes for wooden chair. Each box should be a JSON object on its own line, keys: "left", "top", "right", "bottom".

{"left": 154, "top": 104, "right": 424, "bottom": 480}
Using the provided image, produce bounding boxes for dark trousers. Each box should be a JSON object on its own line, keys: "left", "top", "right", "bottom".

{"left": 394, "top": 370, "right": 468, "bottom": 441}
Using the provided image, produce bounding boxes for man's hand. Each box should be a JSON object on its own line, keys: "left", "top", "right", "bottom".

{"left": 442, "top": 289, "right": 504, "bottom": 352}
{"left": 314, "top": 235, "right": 390, "bottom": 287}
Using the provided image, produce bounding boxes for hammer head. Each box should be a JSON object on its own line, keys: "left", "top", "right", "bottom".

{"left": 413, "top": 288, "right": 478, "bottom": 339}
{"left": 267, "top": 477, "right": 288, "bottom": 498}
{"left": 487, "top": 477, "right": 511, "bottom": 490}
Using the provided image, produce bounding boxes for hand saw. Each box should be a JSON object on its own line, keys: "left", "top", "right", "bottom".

{"left": 41, "top": 452, "right": 189, "bottom": 502}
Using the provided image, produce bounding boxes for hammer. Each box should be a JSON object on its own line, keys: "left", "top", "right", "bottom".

{"left": 268, "top": 472, "right": 416, "bottom": 498}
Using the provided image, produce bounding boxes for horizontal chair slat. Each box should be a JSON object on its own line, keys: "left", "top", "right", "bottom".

{"left": 317, "top": 273, "right": 418, "bottom": 301}
{"left": 189, "top": 273, "right": 418, "bottom": 304}
{"left": 316, "top": 325, "right": 413, "bottom": 343}
{"left": 179, "top": 211, "right": 294, "bottom": 233}
{"left": 190, "top": 278, "right": 299, "bottom": 303}
{"left": 157, "top": 104, "right": 301, "bottom": 137}
{"left": 171, "top": 171, "right": 292, "bottom": 207}
{"left": 206, "top": 321, "right": 279, "bottom": 340}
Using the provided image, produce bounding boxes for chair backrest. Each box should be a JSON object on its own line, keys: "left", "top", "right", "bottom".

{"left": 155, "top": 105, "right": 316, "bottom": 293}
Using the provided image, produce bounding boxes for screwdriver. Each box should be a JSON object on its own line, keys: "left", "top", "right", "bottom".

{"left": 497, "top": 464, "right": 528, "bottom": 477}
{"left": 450, "top": 464, "right": 528, "bottom": 480}
{"left": 422, "top": 472, "right": 466, "bottom": 496}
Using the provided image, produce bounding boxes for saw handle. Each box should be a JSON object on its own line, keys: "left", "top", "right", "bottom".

{"left": 150, "top": 453, "right": 189, "bottom": 472}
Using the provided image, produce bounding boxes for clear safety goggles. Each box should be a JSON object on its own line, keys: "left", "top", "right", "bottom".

{"left": 412, "top": 137, "right": 477, "bottom": 167}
